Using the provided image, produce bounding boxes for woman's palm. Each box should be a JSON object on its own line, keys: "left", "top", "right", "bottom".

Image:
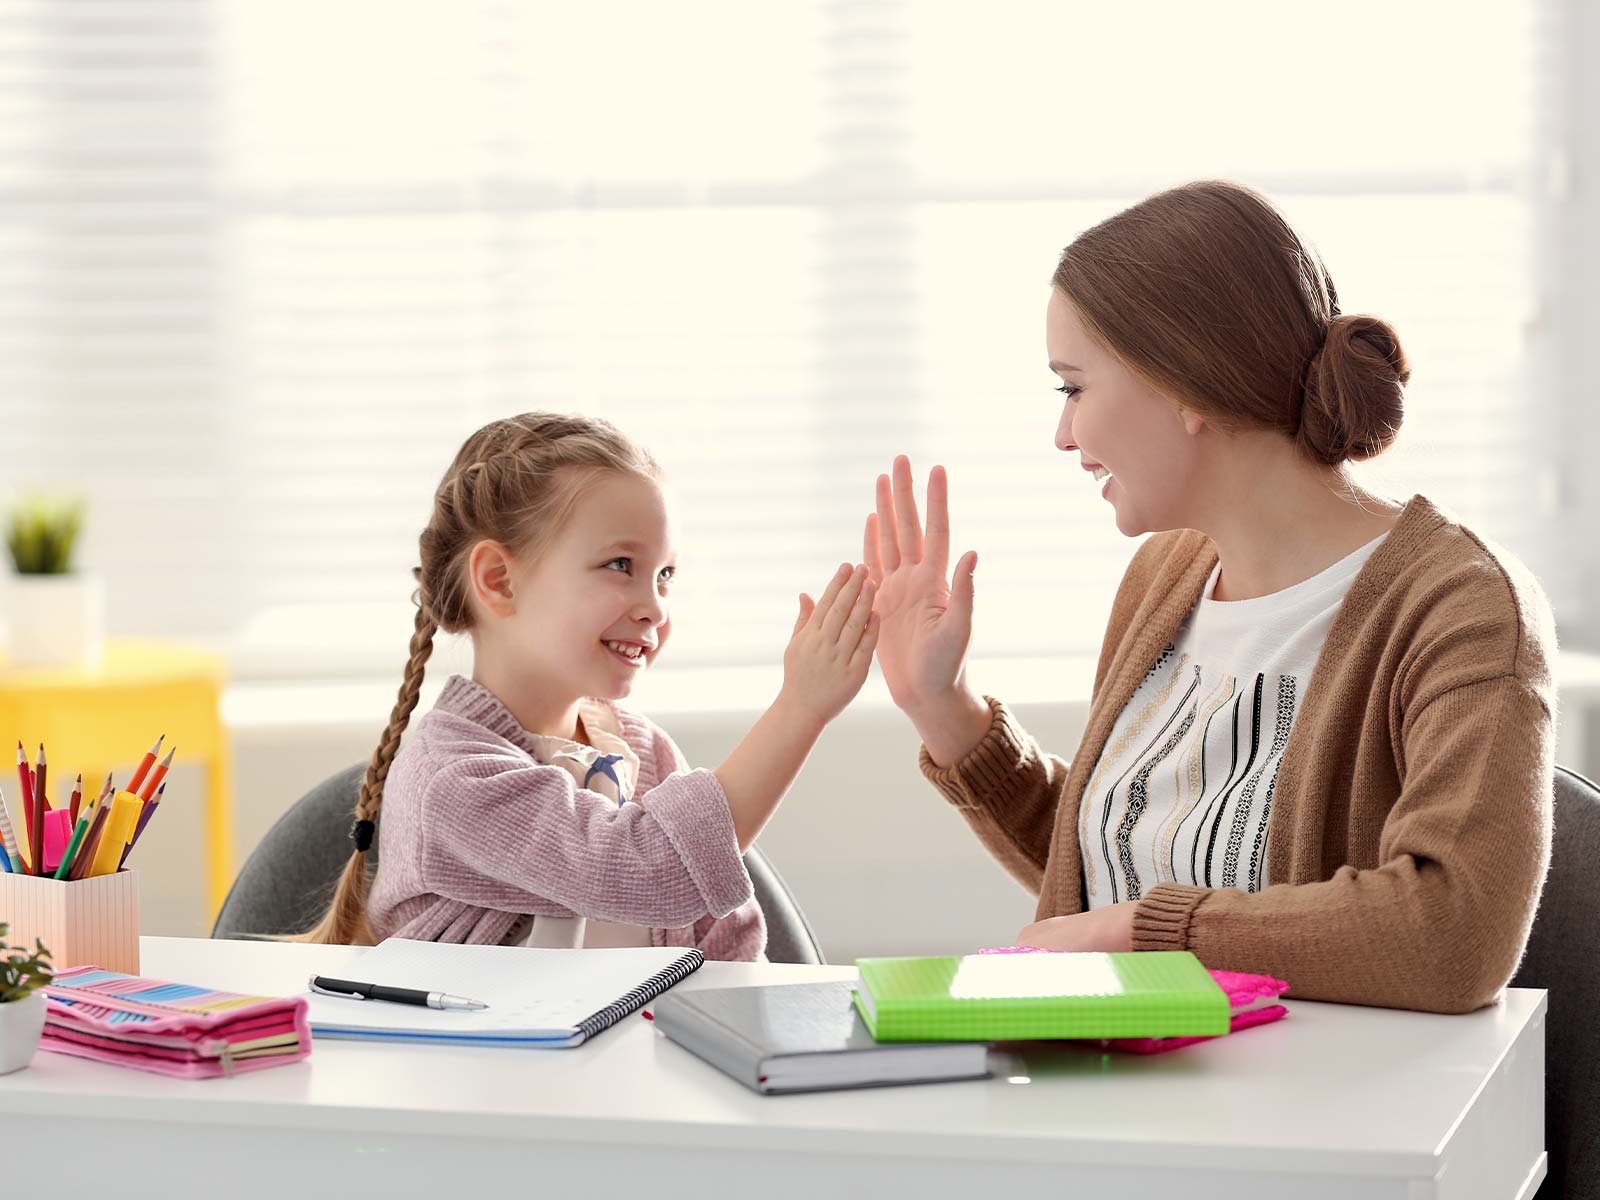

{"left": 865, "top": 457, "right": 978, "bottom": 713}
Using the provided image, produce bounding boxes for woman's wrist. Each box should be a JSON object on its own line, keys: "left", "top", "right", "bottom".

{"left": 907, "top": 685, "right": 993, "bottom": 769}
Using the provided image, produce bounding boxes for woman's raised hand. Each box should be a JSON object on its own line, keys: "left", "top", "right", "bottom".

{"left": 865, "top": 457, "right": 990, "bottom": 765}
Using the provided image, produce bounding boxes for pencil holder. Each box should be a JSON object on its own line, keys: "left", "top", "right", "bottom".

{"left": 0, "top": 869, "right": 139, "bottom": 974}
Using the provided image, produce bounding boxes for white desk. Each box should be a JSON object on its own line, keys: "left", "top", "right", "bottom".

{"left": 0, "top": 937, "right": 1545, "bottom": 1199}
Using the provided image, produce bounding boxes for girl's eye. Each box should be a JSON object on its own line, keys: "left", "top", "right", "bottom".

{"left": 658, "top": 566, "right": 675, "bottom": 584}
{"left": 603, "top": 557, "right": 631, "bottom": 573}
{"left": 1056, "top": 384, "right": 1081, "bottom": 401}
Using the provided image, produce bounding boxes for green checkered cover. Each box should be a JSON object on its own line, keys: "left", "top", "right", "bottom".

{"left": 852, "top": 951, "right": 1230, "bottom": 1042}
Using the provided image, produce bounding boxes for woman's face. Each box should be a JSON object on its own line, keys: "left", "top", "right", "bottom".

{"left": 1045, "top": 287, "right": 1202, "bottom": 537}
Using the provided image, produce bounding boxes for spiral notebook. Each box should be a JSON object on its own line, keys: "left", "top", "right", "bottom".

{"left": 304, "top": 938, "right": 703, "bottom": 1048}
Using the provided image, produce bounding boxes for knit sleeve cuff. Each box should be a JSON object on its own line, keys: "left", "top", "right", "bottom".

{"left": 1132, "top": 883, "right": 1211, "bottom": 952}
{"left": 917, "top": 696, "right": 1033, "bottom": 812}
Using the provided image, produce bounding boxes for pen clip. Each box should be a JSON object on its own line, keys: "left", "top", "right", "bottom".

{"left": 308, "top": 975, "right": 368, "bottom": 1000}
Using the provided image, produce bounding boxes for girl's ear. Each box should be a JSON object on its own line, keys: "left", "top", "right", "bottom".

{"left": 468, "top": 539, "right": 519, "bottom": 618}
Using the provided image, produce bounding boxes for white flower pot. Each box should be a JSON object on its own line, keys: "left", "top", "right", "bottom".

{"left": 0, "top": 990, "right": 46, "bottom": 1075}
{"left": 3, "top": 573, "right": 105, "bottom": 668}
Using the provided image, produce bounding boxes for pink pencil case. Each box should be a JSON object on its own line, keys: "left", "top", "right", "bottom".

{"left": 978, "top": 947, "right": 1289, "bottom": 1054}
{"left": 41, "top": 965, "right": 312, "bottom": 1078}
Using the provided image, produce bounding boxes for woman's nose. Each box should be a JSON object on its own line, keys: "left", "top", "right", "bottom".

{"left": 1055, "top": 400, "right": 1077, "bottom": 453}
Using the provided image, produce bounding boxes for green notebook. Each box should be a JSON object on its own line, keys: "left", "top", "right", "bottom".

{"left": 852, "top": 951, "right": 1230, "bottom": 1042}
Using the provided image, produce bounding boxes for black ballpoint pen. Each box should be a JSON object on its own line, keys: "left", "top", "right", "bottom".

{"left": 309, "top": 974, "right": 489, "bottom": 1011}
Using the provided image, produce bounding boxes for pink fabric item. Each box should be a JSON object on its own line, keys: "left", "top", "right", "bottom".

{"left": 977, "top": 946, "right": 1289, "bottom": 1054}
{"left": 41, "top": 965, "right": 312, "bottom": 1078}
{"left": 366, "top": 675, "right": 766, "bottom": 960}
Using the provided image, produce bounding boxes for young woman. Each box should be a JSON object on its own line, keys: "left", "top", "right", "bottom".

{"left": 866, "top": 180, "right": 1555, "bottom": 1013}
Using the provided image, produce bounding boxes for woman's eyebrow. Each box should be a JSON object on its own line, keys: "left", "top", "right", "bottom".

{"left": 1049, "top": 360, "right": 1084, "bottom": 373}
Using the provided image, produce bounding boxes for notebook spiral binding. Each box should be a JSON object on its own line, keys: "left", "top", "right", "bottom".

{"left": 575, "top": 947, "right": 704, "bottom": 1041}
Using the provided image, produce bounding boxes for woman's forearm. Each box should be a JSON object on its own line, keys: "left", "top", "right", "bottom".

{"left": 713, "top": 692, "right": 826, "bottom": 851}
{"left": 907, "top": 683, "right": 993, "bottom": 768}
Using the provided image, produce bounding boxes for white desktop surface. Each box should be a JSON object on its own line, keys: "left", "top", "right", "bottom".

{"left": 0, "top": 937, "right": 1545, "bottom": 1199}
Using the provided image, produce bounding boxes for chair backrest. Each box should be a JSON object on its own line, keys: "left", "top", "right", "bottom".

{"left": 212, "top": 763, "right": 825, "bottom": 964}
{"left": 1511, "top": 764, "right": 1600, "bottom": 1200}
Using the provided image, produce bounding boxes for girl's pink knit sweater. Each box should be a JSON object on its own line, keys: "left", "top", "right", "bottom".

{"left": 367, "top": 674, "right": 766, "bottom": 960}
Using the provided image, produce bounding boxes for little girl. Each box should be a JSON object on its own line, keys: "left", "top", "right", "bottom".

{"left": 303, "top": 412, "right": 879, "bottom": 958}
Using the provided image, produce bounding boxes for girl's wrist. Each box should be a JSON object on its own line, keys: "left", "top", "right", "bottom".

{"left": 769, "top": 687, "right": 831, "bottom": 743}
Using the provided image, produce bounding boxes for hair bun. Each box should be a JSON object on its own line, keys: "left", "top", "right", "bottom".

{"left": 1298, "top": 314, "right": 1409, "bottom": 465}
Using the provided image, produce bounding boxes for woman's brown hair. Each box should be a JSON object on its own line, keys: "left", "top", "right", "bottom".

{"left": 1053, "top": 180, "right": 1409, "bottom": 466}
{"left": 299, "top": 412, "right": 660, "bottom": 944}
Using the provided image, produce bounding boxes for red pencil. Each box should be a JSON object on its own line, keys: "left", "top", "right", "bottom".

{"left": 138, "top": 747, "right": 174, "bottom": 803}
{"left": 68, "top": 773, "right": 83, "bottom": 824}
{"left": 127, "top": 734, "right": 163, "bottom": 796}
{"left": 16, "top": 743, "right": 33, "bottom": 873}
{"left": 30, "top": 744, "right": 47, "bottom": 875}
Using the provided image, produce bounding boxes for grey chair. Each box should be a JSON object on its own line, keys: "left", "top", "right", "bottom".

{"left": 1512, "top": 764, "right": 1600, "bottom": 1200}
{"left": 212, "top": 762, "right": 825, "bottom": 964}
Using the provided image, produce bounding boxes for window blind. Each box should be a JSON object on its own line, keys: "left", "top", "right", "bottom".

{"left": 0, "top": 0, "right": 1561, "bottom": 679}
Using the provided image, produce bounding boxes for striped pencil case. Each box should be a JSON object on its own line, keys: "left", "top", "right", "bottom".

{"left": 41, "top": 965, "right": 312, "bottom": 1078}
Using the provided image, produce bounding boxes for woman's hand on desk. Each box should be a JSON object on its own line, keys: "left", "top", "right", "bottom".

{"left": 866, "top": 456, "right": 990, "bottom": 767}
{"left": 1017, "top": 902, "right": 1139, "bottom": 953}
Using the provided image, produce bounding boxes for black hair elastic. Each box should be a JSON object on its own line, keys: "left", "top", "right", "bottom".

{"left": 350, "top": 818, "right": 376, "bottom": 852}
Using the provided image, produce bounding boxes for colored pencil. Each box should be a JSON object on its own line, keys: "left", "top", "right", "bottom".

{"left": 67, "top": 804, "right": 112, "bottom": 882}
{"left": 15, "top": 743, "right": 32, "bottom": 872}
{"left": 127, "top": 734, "right": 163, "bottom": 795}
{"left": 138, "top": 747, "right": 174, "bottom": 803}
{"left": 120, "top": 783, "right": 164, "bottom": 868}
{"left": 68, "top": 773, "right": 83, "bottom": 824}
{"left": 53, "top": 810, "right": 94, "bottom": 880}
{"left": 31, "top": 744, "right": 46, "bottom": 875}
{"left": 0, "top": 783, "right": 22, "bottom": 873}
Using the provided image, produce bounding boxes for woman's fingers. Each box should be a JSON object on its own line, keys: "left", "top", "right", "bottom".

{"left": 809, "top": 562, "right": 854, "bottom": 628}
{"left": 875, "top": 473, "right": 901, "bottom": 572}
{"left": 821, "top": 565, "right": 868, "bottom": 643}
{"left": 892, "top": 455, "right": 924, "bottom": 564}
{"left": 863, "top": 513, "right": 884, "bottom": 586}
{"left": 925, "top": 464, "right": 951, "bottom": 578}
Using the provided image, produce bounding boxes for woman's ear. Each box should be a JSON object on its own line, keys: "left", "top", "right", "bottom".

{"left": 467, "top": 539, "right": 518, "bottom": 618}
{"left": 1179, "top": 406, "right": 1207, "bottom": 437}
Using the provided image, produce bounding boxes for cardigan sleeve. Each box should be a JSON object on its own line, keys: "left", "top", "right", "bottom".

{"left": 1132, "top": 673, "right": 1553, "bottom": 1014}
{"left": 918, "top": 696, "right": 1071, "bottom": 896}
{"left": 414, "top": 735, "right": 753, "bottom": 927}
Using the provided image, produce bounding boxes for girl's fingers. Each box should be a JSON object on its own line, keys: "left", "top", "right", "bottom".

{"left": 863, "top": 513, "right": 884, "bottom": 585}
{"left": 809, "top": 562, "right": 855, "bottom": 629}
{"left": 925, "top": 464, "right": 951, "bottom": 579}
{"left": 821, "top": 564, "right": 867, "bottom": 642}
{"left": 892, "top": 455, "right": 924, "bottom": 564}
{"left": 849, "top": 611, "right": 881, "bottom": 671}
{"left": 793, "top": 593, "right": 816, "bottom": 636}
{"left": 875, "top": 473, "right": 901, "bottom": 572}
{"left": 839, "top": 578, "right": 875, "bottom": 645}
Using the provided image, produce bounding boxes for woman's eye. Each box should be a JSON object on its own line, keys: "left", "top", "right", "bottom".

{"left": 1056, "top": 384, "right": 1080, "bottom": 400}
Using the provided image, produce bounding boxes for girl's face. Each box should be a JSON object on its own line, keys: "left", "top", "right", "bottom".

{"left": 497, "top": 471, "right": 676, "bottom": 703}
{"left": 1045, "top": 288, "right": 1204, "bottom": 537}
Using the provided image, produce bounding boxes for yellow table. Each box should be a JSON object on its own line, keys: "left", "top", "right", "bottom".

{"left": 0, "top": 639, "right": 233, "bottom": 917}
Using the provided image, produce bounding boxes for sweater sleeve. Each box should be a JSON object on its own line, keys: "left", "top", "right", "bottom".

{"left": 917, "top": 696, "right": 1070, "bottom": 896}
{"left": 1132, "top": 673, "right": 1553, "bottom": 1014}
{"left": 415, "top": 736, "right": 753, "bottom": 927}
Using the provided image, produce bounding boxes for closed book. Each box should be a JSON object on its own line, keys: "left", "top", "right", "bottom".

{"left": 651, "top": 981, "right": 990, "bottom": 1094}
{"left": 854, "top": 950, "right": 1230, "bottom": 1042}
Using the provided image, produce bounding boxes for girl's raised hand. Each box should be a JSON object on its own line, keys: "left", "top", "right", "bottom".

{"left": 865, "top": 456, "right": 979, "bottom": 719}
{"left": 779, "top": 562, "right": 880, "bottom": 727}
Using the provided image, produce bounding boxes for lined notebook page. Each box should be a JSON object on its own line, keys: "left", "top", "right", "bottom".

{"left": 304, "top": 939, "right": 700, "bottom": 1037}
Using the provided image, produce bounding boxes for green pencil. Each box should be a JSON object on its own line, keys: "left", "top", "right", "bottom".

{"left": 52, "top": 811, "right": 93, "bottom": 880}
